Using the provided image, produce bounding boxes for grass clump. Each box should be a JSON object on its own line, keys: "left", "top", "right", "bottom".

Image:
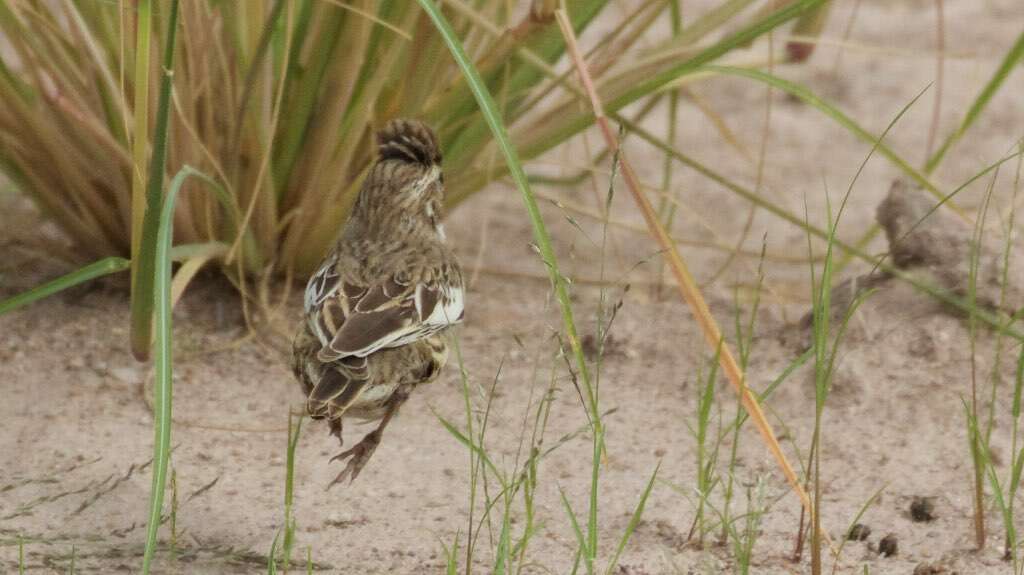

{"left": 0, "top": 0, "right": 827, "bottom": 281}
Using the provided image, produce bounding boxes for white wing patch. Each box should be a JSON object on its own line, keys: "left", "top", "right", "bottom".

{"left": 305, "top": 260, "right": 341, "bottom": 347}
{"left": 304, "top": 258, "right": 338, "bottom": 314}
{"left": 387, "top": 283, "right": 464, "bottom": 349}
{"left": 424, "top": 283, "right": 464, "bottom": 328}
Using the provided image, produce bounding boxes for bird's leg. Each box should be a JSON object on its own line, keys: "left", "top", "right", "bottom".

{"left": 327, "top": 391, "right": 410, "bottom": 488}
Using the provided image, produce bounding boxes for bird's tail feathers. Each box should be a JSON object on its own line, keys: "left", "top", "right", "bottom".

{"left": 377, "top": 118, "right": 441, "bottom": 166}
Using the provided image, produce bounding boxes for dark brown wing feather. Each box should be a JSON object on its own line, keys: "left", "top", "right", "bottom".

{"left": 324, "top": 306, "right": 415, "bottom": 359}
{"left": 315, "top": 278, "right": 418, "bottom": 362}
{"left": 307, "top": 356, "right": 370, "bottom": 417}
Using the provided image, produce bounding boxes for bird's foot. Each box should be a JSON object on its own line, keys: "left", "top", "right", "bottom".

{"left": 326, "top": 430, "right": 381, "bottom": 489}
{"left": 328, "top": 418, "right": 343, "bottom": 445}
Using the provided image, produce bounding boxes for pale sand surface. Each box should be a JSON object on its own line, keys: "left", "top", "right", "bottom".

{"left": 3, "top": 0, "right": 1024, "bottom": 572}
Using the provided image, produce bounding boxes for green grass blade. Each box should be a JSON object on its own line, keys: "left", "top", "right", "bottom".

{"left": 439, "top": 531, "right": 460, "bottom": 575}
{"left": 140, "top": 166, "right": 235, "bottom": 574}
{"left": 129, "top": 0, "right": 181, "bottom": 361}
{"left": 416, "top": 0, "right": 598, "bottom": 422}
{"left": 0, "top": 257, "right": 130, "bottom": 315}
{"left": 604, "top": 463, "right": 660, "bottom": 575}
{"left": 129, "top": 0, "right": 153, "bottom": 289}
{"left": 558, "top": 487, "right": 590, "bottom": 573}
{"left": 283, "top": 412, "right": 303, "bottom": 571}
{"left": 926, "top": 30, "right": 1024, "bottom": 173}
{"left": 622, "top": 121, "right": 1024, "bottom": 342}
{"left": 267, "top": 530, "right": 281, "bottom": 574}
{"left": 433, "top": 410, "right": 503, "bottom": 480}
{"left": 508, "top": 0, "right": 827, "bottom": 164}
{"left": 703, "top": 65, "right": 952, "bottom": 208}
{"left": 606, "top": 0, "right": 828, "bottom": 111}
{"left": 830, "top": 485, "right": 886, "bottom": 575}
{"left": 272, "top": 7, "right": 344, "bottom": 193}
{"left": 441, "top": 0, "right": 611, "bottom": 167}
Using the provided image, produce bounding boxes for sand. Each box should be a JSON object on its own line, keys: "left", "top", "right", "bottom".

{"left": 3, "top": 0, "right": 1024, "bottom": 573}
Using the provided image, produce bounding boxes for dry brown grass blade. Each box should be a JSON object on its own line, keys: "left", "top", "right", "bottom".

{"left": 554, "top": 9, "right": 833, "bottom": 552}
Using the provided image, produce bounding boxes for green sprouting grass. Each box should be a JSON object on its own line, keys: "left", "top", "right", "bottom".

{"left": 685, "top": 343, "right": 724, "bottom": 548}
{"left": 283, "top": 412, "right": 304, "bottom": 572}
{"left": 723, "top": 476, "right": 769, "bottom": 575}
{"left": 801, "top": 77, "right": 919, "bottom": 571}
{"left": 965, "top": 168, "right": 999, "bottom": 549}
{"left": 435, "top": 148, "right": 657, "bottom": 573}
{"left": 267, "top": 530, "right": 281, "bottom": 575}
{"left": 999, "top": 143, "right": 1024, "bottom": 571}
{"left": 715, "top": 245, "right": 769, "bottom": 549}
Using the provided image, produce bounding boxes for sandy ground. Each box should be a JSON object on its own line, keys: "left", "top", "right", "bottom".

{"left": 3, "top": 0, "right": 1024, "bottom": 573}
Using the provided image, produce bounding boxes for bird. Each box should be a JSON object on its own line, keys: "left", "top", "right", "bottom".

{"left": 291, "top": 119, "right": 464, "bottom": 488}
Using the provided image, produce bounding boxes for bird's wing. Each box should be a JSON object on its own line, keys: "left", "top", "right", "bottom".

{"left": 306, "top": 262, "right": 464, "bottom": 363}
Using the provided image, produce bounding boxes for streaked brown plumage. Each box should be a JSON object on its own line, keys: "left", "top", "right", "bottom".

{"left": 292, "top": 119, "right": 463, "bottom": 487}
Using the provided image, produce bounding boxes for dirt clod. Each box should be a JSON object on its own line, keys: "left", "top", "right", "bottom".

{"left": 910, "top": 496, "right": 937, "bottom": 522}
{"left": 914, "top": 560, "right": 952, "bottom": 575}
{"left": 847, "top": 523, "right": 871, "bottom": 541}
{"left": 876, "top": 180, "right": 1022, "bottom": 313}
{"left": 878, "top": 533, "right": 899, "bottom": 557}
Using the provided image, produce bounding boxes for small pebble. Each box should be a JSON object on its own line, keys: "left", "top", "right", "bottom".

{"left": 879, "top": 533, "right": 898, "bottom": 557}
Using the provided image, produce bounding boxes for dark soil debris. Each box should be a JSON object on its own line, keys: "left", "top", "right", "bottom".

{"left": 847, "top": 523, "right": 872, "bottom": 541}
{"left": 878, "top": 533, "right": 899, "bottom": 557}
{"left": 910, "top": 496, "right": 937, "bottom": 522}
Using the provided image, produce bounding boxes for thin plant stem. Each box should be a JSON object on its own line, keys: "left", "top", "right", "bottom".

{"left": 554, "top": 8, "right": 833, "bottom": 552}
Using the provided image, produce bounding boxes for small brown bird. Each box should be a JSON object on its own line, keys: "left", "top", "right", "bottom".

{"left": 292, "top": 119, "right": 464, "bottom": 487}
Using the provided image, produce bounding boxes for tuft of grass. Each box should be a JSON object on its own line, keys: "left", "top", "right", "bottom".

{"left": 726, "top": 476, "right": 770, "bottom": 575}
{"left": 719, "top": 245, "right": 768, "bottom": 546}
{"left": 0, "top": 0, "right": 825, "bottom": 287}
{"left": 685, "top": 343, "right": 724, "bottom": 548}
{"left": 804, "top": 201, "right": 875, "bottom": 572}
